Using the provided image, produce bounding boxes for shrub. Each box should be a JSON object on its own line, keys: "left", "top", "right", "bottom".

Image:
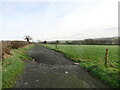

{"left": 1, "top": 41, "right": 30, "bottom": 60}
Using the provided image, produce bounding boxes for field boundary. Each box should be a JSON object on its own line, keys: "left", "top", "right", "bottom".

{"left": 43, "top": 44, "right": 119, "bottom": 88}
{"left": 1, "top": 41, "right": 31, "bottom": 60}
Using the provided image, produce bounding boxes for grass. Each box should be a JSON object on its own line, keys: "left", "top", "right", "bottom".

{"left": 44, "top": 44, "right": 119, "bottom": 88}
{"left": 2, "top": 44, "right": 34, "bottom": 88}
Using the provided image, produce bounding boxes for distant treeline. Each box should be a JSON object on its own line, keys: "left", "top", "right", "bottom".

{"left": 42, "top": 36, "right": 120, "bottom": 45}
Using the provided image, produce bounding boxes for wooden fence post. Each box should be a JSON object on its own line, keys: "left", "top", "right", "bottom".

{"left": 55, "top": 44, "right": 58, "bottom": 49}
{"left": 105, "top": 48, "right": 108, "bottom": 67}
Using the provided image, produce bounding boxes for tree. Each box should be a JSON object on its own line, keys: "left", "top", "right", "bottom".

{"left": 24, "top": 35, "right": 32, "bottom": 42}
{"left": 65, "top": 41, "right": 71, "bottom": 44}
{"left": 84, "top": 39, "right": 94, "bottom": 45}
{"left": 43, "top": 41, "right": 47, "bottom": 44}
{"left": 56, "top": 40, "right": 60, "bottom": 44}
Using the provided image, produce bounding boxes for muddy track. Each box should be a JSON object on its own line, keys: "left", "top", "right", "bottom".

{"left": 14, "top": 44, "right": 109, "bottom": 88}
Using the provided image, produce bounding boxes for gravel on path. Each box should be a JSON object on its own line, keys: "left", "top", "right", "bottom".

{"left": 14, "top": 44, "right": 109, "bottom": 88}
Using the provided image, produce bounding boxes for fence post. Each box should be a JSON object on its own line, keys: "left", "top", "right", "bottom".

{"left": 105, "top": 48, "right": 108, "bottom": 67}
{"left": 55, "top": 44, "right": 58, "bottom": 49}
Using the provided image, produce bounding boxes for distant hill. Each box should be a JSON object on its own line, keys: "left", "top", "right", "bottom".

{"left": 93, "top": 36, "right": 118, "bottom": 40}
{"left": 47, "top": 36, "right": 119, "bottom": 45}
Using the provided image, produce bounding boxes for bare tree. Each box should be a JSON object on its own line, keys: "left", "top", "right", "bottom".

{"left": 24, "top": 35, "right": 32, "bottom": 42}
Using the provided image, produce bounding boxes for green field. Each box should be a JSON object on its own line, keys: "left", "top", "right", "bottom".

{"left": 44, "top": 44, "right": 119, "bottom": 88}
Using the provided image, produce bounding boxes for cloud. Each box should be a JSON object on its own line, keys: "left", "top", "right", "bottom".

{"left": 0, "top": 0, "right": 118, "bottom": 41}
{"left": 43, "top": 0, "right": 118, "bottom": 40}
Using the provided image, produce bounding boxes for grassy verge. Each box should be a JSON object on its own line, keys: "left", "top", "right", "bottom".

{"left": 2, "top": 44, "right": 34, "bottom": 88}
{"left": 43, "top": 44, "right": 119, "bottom": 88}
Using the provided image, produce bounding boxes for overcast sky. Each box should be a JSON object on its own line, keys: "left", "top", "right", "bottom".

{"left": 0, "top": 0, "right": 119, "bottom": 41}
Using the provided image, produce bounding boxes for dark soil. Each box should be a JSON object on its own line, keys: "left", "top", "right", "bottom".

{"left": 14, "top": 44, "right": 109, "bottom": 88}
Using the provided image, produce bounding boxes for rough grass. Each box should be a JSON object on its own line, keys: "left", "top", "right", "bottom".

{"left": 44, "top": 44, "right": 119, "bottom": 88}
{"left": 2, "top": 44, "right": 34, "bottom": 88}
